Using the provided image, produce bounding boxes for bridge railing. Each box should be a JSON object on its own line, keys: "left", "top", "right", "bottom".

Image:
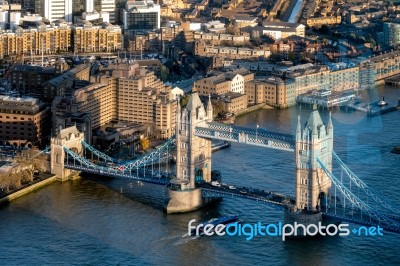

{"left": 194, "top": 126, "right": 295, "bottom": 151}
{"left": 81, "top": 141, "right": 118, "bottom": 163}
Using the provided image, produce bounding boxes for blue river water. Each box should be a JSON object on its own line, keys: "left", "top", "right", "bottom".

{"left": 0, "top": 86, "right": 399, "bottom": 265}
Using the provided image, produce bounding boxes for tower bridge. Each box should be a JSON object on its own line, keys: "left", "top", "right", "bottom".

{"left": 49, "top": 93, "right": 400, "bottom": 234}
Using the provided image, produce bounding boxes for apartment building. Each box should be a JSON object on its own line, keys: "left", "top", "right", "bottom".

{"left": 44, "top": 65, "right": 91, "bottom": 102}
{"left": 0, "top": 23, "right": 72, "bottom": 56}
{"left": 52, "top": 63, "right": 176, "bottom": 140}
{"left": 223, "top": 92, "right": 248, "bottom": 114}
{"left": 252, "top": 22, "right": 305, "bottom": 41}
{"left": 72, "top": 23, "right": 122, "bottom": 53}
{"left": 10, "top": 65, "right": 57, "bottom": 98}
{"left": 244, "top": 77, "right": 296, "bottom": 108}
{"left": 193, "top": 73, "right": 245, "bottom": 96}
{"left": 195, "top": 41, "right": 271, "bottom": 59}
{"left": 0, "top": 20, "right": 122, "bottom": 56}
{"left": 329, "top": 66, "right": 359, "bottom": 91}
{"left": 359, "top": 50, "right": 400, "bottom": 84}
{"left": 115, "top": 64, "right": 175, "bottom": 139}
{"left": 306, "top": 15, "right": 341, "bottom": 27}
{"left": 285, "top": 64, "right": 330, "bottom": 95}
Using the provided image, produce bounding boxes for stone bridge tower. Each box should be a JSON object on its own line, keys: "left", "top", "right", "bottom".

{"left": 50, "top": 126, "right": 84, "bottom": 181}
{"left": 295, "top": 108, "right": 333, "bottom": 212}
{"left": 165, "top": 93, "right": 214, "bottom": 213}
{"left": 176, "top": 93, "right": 213, "bottom": 187}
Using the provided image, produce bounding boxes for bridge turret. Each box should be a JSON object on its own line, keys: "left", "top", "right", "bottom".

{"left": 295, "top": 108, "right": 333, "bottom": 212}
{"left": 50, "top": 126, "right": 84, "bottom": 181}
{"left": 296, "top": 115, "right": 301, "bottom": 141}
{"left": 207, "top": 94, "right": 213, "bottom": 122}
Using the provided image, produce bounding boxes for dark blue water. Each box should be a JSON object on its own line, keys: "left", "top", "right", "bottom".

{"left": 0, "top": 86, "right": 399, "bottom": 265}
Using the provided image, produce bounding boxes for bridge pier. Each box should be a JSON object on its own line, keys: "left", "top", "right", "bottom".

{"left": 165, "top": 93, "right": 219, "bottom": 213}
{"left": 165, "top": 187, "right": 204, "bottom": 214}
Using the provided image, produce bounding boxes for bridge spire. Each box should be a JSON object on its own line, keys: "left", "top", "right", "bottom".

{"left": 207, "top": 94, "right": 213, "bottom": 121}
{"left": 327, "top": 111, "right": 333, "bottom": 135}
{"left": 296, "top": 115, "right": 301, "bottom": 136}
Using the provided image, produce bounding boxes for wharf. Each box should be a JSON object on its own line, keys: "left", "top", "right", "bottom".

{"left": 384, "top": 74, "right": 400, "bottom": 86}
{"left": 346, "top": 101, "right": 399, "bottom": 116}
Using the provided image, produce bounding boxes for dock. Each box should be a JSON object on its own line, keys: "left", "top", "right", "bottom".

{"left": 346, "top": 101, "right": 399, "bottom": 116}
{"left": 385, "top": 74, "right": 400, "bottom": 86}
{"left": 297, "top": 90, "right": 355, "bottom": 108}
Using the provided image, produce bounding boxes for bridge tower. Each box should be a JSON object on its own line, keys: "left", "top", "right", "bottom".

{"left": 165, "top": 93, "right": 214, "bottom": 213}
{"left": 286, "top": 107, "right": 333, "bottom": 224}
{"left": 50, "top": 126, "right": 84, "bottom": 181}
{"left": 295, "top": 107, "right": 333, "bottom": 211}
{"left": 285, "top": 107, "right": 333, "bottom": 225}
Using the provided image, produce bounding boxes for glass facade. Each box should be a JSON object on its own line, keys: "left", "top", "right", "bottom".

{"left": 126, "top": 12, "right": 159, "bottom": 31}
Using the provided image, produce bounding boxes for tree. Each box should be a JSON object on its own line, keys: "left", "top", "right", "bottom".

{"left": 180, "top": 94, "right": 190, "bottom": 108}
{"left": 140, "top": 138, "right": 150, "bottom": 151}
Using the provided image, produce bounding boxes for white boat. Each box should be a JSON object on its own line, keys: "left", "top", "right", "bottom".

{"left": 378, "top": 97, "right": 388, "bottom": 106}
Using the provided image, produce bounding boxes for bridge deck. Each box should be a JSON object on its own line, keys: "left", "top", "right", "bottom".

{"left": 195, "top": 123, "right": 295, "bottom": 151}
{"left": 65, "top": 164, "right": 169, "bottom": 186}
{"left": 198, "top": 183, "right": 294, "bottom": 207}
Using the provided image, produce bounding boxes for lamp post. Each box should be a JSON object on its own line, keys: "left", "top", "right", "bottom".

{"left": 229, "top": 123, "right": 233, "bottom": 140}
{"left": 256, "top": 124, "right": 259, "bottom": 141}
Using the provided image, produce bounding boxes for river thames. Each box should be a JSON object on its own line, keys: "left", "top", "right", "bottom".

{"left": 0, "top": 86, "right": 399, "bottom": 265}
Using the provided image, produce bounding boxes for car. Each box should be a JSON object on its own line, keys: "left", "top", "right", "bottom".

{"left": 228, "top": 185, "right": 236, "bottom": 190}
{"left": 211, "top": 181, "right": 221, "bottom": 187}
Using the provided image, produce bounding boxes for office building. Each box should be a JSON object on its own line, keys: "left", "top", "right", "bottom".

{"left": 122, "top": 0, "right": 160, "bottom": 33}
{"left": 44, "top": 0, "right": 73, "bottom": 22}
{"left": 0, "top": 95, "right": 50, "bottom": 148}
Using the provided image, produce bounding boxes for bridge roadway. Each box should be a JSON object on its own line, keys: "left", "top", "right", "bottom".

{"left": 65, "top": 163, "right": 296, "bottom": 207}
{"left": 65, "top": 163, "right": 400, "bottom": 233}
{"left": 198, "top": 183, "right": 295, "bottom": 208}
{"left": 65, "top": 164, "right": 170, "bottom": 185}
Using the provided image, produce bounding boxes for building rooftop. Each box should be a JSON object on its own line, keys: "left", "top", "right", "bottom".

{"left": 262, "top": 21, "right": 303, "bottom": 29}
{"left": 11, "top": 64, "right": 56, "bottom": 74}
{"left": 369, "top": 50, "right": 400, "bottom": 63}
{"left": 47, "top": 65, "right": 89, "bottom": 86}
{"left": 0, "top": 95, "right": 45, "bottom": 112}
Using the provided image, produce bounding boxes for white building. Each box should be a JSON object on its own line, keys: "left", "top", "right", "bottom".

{"left": 95, "top": 0, "right": 116, "bottom": 23}
{"left": 9, "top": 12, "right": 21, "bottom": 30}
{"left": 81, "top": 10, "right": 109, "bottom": 23}
{"left": 229, "top": 74, "right": 244, "bottom": 94}
{"left": 44, "top": 0, "right": 73, "bottom": 22}
{"left": 0, "top": 9, "right": 8, "bottom": 30}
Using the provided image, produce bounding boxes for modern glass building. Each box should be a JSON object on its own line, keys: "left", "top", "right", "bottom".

{"left": 122, "top": 0, "right": 160, "bottom": 33}
{"left": 383, "top": 22, "right": 400, "bottom": 48}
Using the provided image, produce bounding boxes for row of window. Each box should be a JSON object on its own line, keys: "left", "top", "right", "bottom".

{"left": 0, "top": 131, "right": 33, "bottom": 136}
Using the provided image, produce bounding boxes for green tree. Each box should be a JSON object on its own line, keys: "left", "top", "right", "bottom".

{"left": 160, "top": 65, "right": 169, "bottom": 82}
{"left": 180, "top": 94, "right": 190, "bottom": 108}
{"left": 140, "top": 138, "right": 150, "bottom": 151}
